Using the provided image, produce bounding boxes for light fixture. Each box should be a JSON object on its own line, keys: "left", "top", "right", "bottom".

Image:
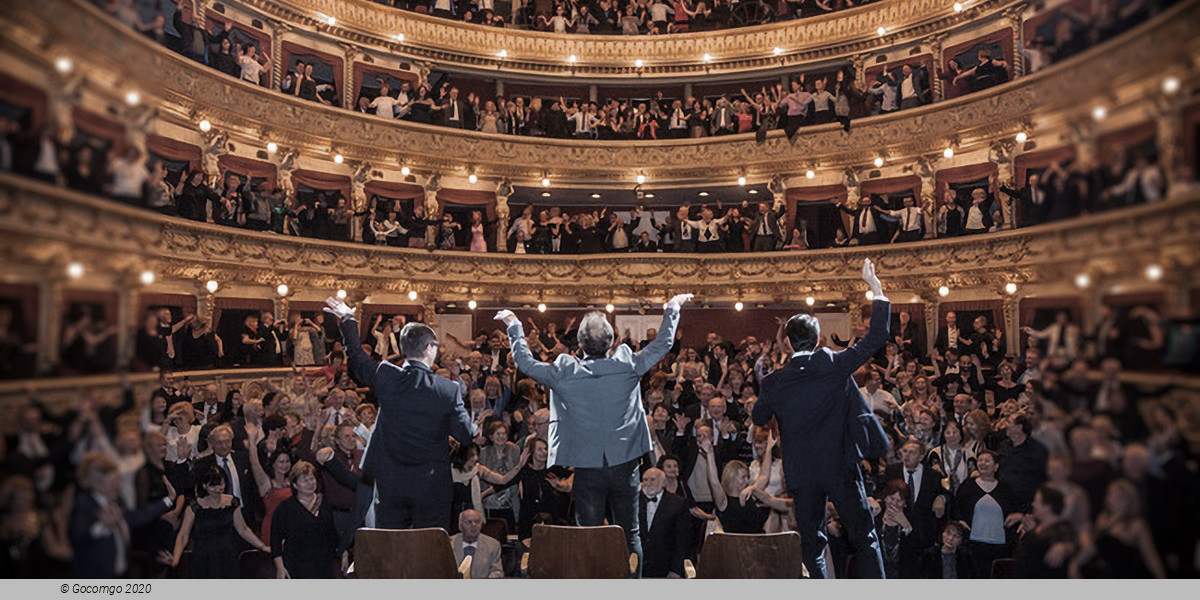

{"left": 54, "top": 56, "right": 73, "bottom": 75}
{"left": 865, "top": 290, "right": 874, "bottom": 301}
{"left": 266, "top": 142, "right": 278, "bottom": 154}
{"left": 276, "top": 283, "right": 289, "bottom": 297}
{"left": 1074, "top": 273, "right": 1091, "bottom": 289}
{"left": 734, "top": 301, "right": 744, "bottom": 311}
{"left": 1015, "top": 132, "right": 1028, "bottom": 143}
{"left": 873, "top": 157, "right": 884, "bottom": 168}
{"left": 702, "top": 53, "right": 713, "bottom": 63}
{"left": 636, "top": 174, "right": 646, "bottom": 185}
{"left": 205, "top": 280, "right": 219, "bottom": 293}
{"left": 1162, "top": 77, "right": 1181, "bottom": 94}
{"left": 139, "top": 270, "right": 155, "bottom": 285}
{"left": 124, "top": 90, "right": 141, "bottom": 106}
{"left": 747, "top": 189, "right": 757, "bottom": 195}
{"left": 333, "top": 153, "right": 344, "bottom": 165}
{"left": 698, "top": 191, "right": 709, "bottom": 197}
{"left": 408, "top": 290, "right": 418, "bottom": 301}
{"left": 391, "top": 33, "right": 405, "bottom": 42}
{"left": 1091, "top": 106, "right": 1107, "bottom": 121}
{"left": 198, "top": 119, "right": 212, "bottom": 133}
{"left": 327, "top": 16, "right": 337, "bottom": 26}
{"left": 953, "top": 2, "right": 964, "bottom": 12}
{"left": 645, "top": 193, "right": 655, "bottom": 199}
{"left": 1005, "top": 282, "right": 1018, "bottom": 294}
{"left": 541, "top": 177, "right": 551, "bottom": 187}
{"left": 497, "top": 49, "right": 508, "bottom": 58}
{"left": 1145, "top": 264, "right": 1163, "bottom": 281}
{"left": 605, "top": 303, "right": 615, "bottom": 313}
{"left": 567, "top": 54, "right": 577, "bottom": 63}
{"left": 591, "top": 193, "right": 601, "bottom": 199}
{"left": 634, "top": 59, "right": 644, "bottom": 68}
{"left": 877, "top": 26, "right": 887, "bottom": 36}
{"left": 773, "top": 47, "right": 784, "bottom": 56}
{"left": 943, "top": 147, "right": 955, "bottom": 159}
{"left": 537, "top": 303, "right": 547, "bottom": 313}
{"left": 805, "top": 169, "right": 815, "bottom": 179}
{"left": 468, "top": 173, "right": 478, "bottom": 184}
{"left": 737, "top": 176, "right": 747, "bottom": 186}
{"left": 400, "top": 165, "right": 410, "bottom": 176}
{"left": 468, "top": 299, "right": 477, "bottom": 310}
{"left": 66, "top": 262, "right": 84, "bottom": 279}
{"left": 938, "top": 285, "right": 950, "bottom": 297}
{"left": 336, "top": 289, "right": 347, "bottom": 300}
{"left": 805, "top": 296, "right": 815, "bottom": 306}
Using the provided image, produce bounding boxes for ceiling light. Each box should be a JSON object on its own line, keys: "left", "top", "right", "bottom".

{"left": 333, "top": 153, "right": 344, "bottom": 164}
{"left": 805, "top": 169, "right": 815, "bottom": 179}
{"left": 541, "top": 177, "right": 551, "bottom": 187}
{"left": 400, "top": 165, "right": 410, "bottom": 176}
{"left": 877, "top": 26, "right": 887, "bottom": 36}
{"left": 468, "top": 173, "right": 478, "bottom": 184}
{"left": 938, "top": 285, "right": 950, "bottom": 297}
{"left": 541, "top": 192, "right": 551, "bottom": 197}
{"left": 1145, "top": 264, "right": 1163, "bottom": 281}
{"left": 497, "top": 49, "right": 508, "bottom": 58}
{"left": 873, "top": 157, "right": 884, "bottom": 167}
{"left": 392, "top": 33, "right": 405, "bottom": 42}
{"left": 636, "top": 174, "right": 646, "bottom": 185}
{"left": 953, "top": 2, "right": 964, "bottom": 12}
{"left": 698, "top": 191, "right": 709, "bottom": 197}
{"left": 644, "top": 193, "right": 655, "bottom": 198}
{"left": 537, "top": 303, "right": 547, "bottom": 313}
{"left": 1074, "top": 273, "right": 1091, "bottom": 288}
{"left": 266, "top": 142, "right": 278, "bottom": 153}
{"left": 205, "top": 280, "right": 219, "bottom": 293}
{"left": 54, "top": 56, "right": 73, "bottom": 74}
{"left": 277, "top": 284, "right": 289, "bottom": 297}
{"left": 737, "top": 176, "right": 747, "bottom": 186}
{"left": 591, "top": 193, "right": 601, "bottom": 199}
{"left": 943, "top": 147, "right": 955, "bottom": 159}
{"left": 124, "top": 90, "right": 141, "bottom": 106}
{"left": 634, "top": 59, "right": 644, "bottom": 68}
{"left": 140, "top": 270, "right": 155, "bottom": 285}
{"left": 747, "top": 189, "right": 757, "bottom": 194}
{"left": 66, "top": 262, "right": 84, "bottom": 279}
{"left": 1092, "top": 106, "right": 1107, "bottom": 121}
{"left": 805, "top": 296, "right": 815, "bottom": 306}
{"left": 865, "top": 290, "right": 874, "bottom": 301}
{"left": 773, "top": 47, "right": 784, "bottom": 56}
{"left": 336, "top": 289, "right": 347, "bottom": 300}
{"left": 567, "top": 54, "right": 577, "bottom": 63}
{"left": 198, "top": 119, "right": 211, "bottom": 132}
{"left": 605, "top": 303, "right": 615, "bottom": 313}
{"left": 468, "top": 299, "right": 477, "bottom": 310}
{"left": 1004, "top": 282, "right": 1018, "bottom": 294}
{"left": 327, "top": 16, "right": 337, "bottom": 26}
{"left": 734, "top": 301, "right": 744, "bottom": 311}
{"left": 1015, "top": 132, "right": 1028, "bottom": 143}
{"left": 702, "top": 53, "right": 713, "bottom": 63}
{"left": 408, "top": 290, "right": 418, "bottom": 301}
{"left": 1162, "top": 77, "right": 1181, "bottom": 94}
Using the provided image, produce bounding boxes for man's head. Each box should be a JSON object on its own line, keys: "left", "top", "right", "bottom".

{"left": 400, "top": 322, "right": 440, "bottom": 365}
{"left": 707, "top": 396, "right": 726, "bottom": 420}
{"left": 784, "top": 313, "right": 820, "bottom": 354}
{"left": 1032, "top": 484, "right": 1065, "bottom": 522}
{"left": 577, "top": 311, "right": 614, "bottom": 358}
{"left": 945, "top": 311, "right": 957, "bottom": 326}
{"left": 458, "top": 509, "right": 483, "bottom": 543}
{"left": 334, "top": 424, "right": 358, "bottom": 454}
{"left": 641, "top": 468, "right": 666, "bottom": 497}
{"left": 532, "top": 408, "right": 551, "bottom": 440}
{"left": 865, "top": 370, "right": 882, "bottom": 392}
{"left": 953, "top": 393, "right": 975, "bottom": 416}
{"left": 899, "top": 439, "right": 925, "bottom": 470}
{"left": 208, "top": 424, "right": 234, "bottom": 458}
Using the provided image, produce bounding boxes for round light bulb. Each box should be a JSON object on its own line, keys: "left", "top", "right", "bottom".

{"left": 205, "top": 280, "right": 219, "bottom": 293}
{"left": 336, "top": 289, "right": 347, "bottom": 300}
{"left": 938, "top": 285, "right": 950, "bottom": 297}
{"left": 734, "top": 301, "right": 744, "bottom": 312}
{"left": 1162, "top": 77, "right": 1180, "bottom": 94}
{"left": 124, "top": 90, "right": 141, "bottom": 106}
{"left": 805, "top": 296, "right": 815, "bottom": 306}
{"left": 1092, "top": 106, "right": 1107, "bottom": 121}
{"left": 943, "top": 147, "right": 955, "bottom": 159}
{"left": 140, "top": 270, "right": 155, "bottom": 285}
{"left": 408, "top": 290, "right": 418, "bottom": 301}
{"left": 537, "top": 303, "right": 547, "bottom": 313}
{"left": 702, "top": 53, "right": 713, "bottom": 63}
{"left": 1015, "top": 132, "right": 1028, "bottom": 143}
{"left": 773, "top": 47, "right": 784, "bottom": 56}
{"left": 1005, "top": 282, "right": 1018, "bottom": 294}
{"left": 873, "top": 157, "right": 884, "bottom": 168}
{"left": 333, "top": 153, "right": 344, "bottom": 165}
{"left": 266, "top": 142, "right": 278, "bottom": 153}
{"left": 392, "top": 33, "right": 405, "bottom": 42}
{"left": 806, "top": 169, "right": 815, "bottom": 179}
{"left": 276, "top": 284, "right": 289, "bottom": 297}
{"left": 541, "top": 192, "right": 551, "bottom": 197}
{"left": 605, "top": 303, "right": 615, "bottom": 313}
{"left": 54, "top": 56, "right": 73, "bottom": 74}
{"left": 591, "top": 193, "right": 601, "bottom": 199}
{"left": 468, "top": 173, "right": 477, "bottom": 184}
{"left": 1145, "top": 264, "right": 1163, "bottom": 281}
{"left": 567, "top": 54, "right": 577, "bottom": 63}
{"left": 400, "top": 166, "right": 410, "bottom": 176}
{"left": 66, "top": 262, "right": 84, "bottom": 279}
{"left": 1074, "top": 273, "right": 1091, "bottom": 289}
{"left": 953, "top": 2, "right": 964, "bottom": 12}
{"left": 698, "top": 191, "right": 709, "bottom": 197}
{"left": 636, "top": 174, "right": 646, "bottom": 185}
{"left": 541, "top": 177, "right": 551, "bottom": 187}
{"left": 498, "top": 49, "right": 508, "bottom": 58}
{"left": 737, "top": 176, "right": 747, "bottom": 186}
{"left": 634, "top": 59, "right": 644, "bottom": 68}
{"left": 198, "top": 119, "right": 212, "bottom": 133}
{"left": 877, "top": 26, "right": 887, "bottom": 36}
{"left": 468, "top": 299, "right": 477, "bottom": 310}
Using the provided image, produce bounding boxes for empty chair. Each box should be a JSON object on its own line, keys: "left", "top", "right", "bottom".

{"left": 352, "top": 527, "right": 470, "bottom": 579}
{"left": 696, "top": 532, "right": 804, "bottom": 579}
{"left": 527, "top": 524, "right": 635, "bottom": 578}
{"left": 482, "top": 517, "right": 510, "bottom": 544}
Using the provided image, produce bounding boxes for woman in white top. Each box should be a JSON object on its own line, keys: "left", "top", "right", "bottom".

{"left": 238, "top": 44, "right": 269, "bottom": 85}
{"left": 368, "top": 82, "right": 398, "bottom": 119}
{"left": 108, "top": 146, "right": 148, "bottom": 206}
{"left": 163, "top": 403, "right": 200, "bottom": 464}
{"left": 926, "top": 419, "right": 976, "bottom": 494}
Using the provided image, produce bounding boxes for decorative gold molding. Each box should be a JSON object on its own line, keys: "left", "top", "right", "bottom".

{"left": 2, "top": 174, "right": 1196, "bottom": 307}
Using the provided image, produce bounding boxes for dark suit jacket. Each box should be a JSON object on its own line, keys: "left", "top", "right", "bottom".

{"left": 838, "top": 204, "right": 892, "bottom": 241}
{"left": 883, "top": 463, "right": 947, "bottom": 551}
{"left": 1000, "top": 184, "right": 1051, "bottom": 227}
{"left": 68, "top": 492, "right": 171, "bottom": 578}
{"left": 639, "top": 491, "right": 690, "bottom": 577}
{"left": 339, "top": 318, "right": 473, "bottom": 487}
{"left": 918, "top": 545, "right": 978, "bottom": 578}
{"left": 753, "top": 299, "right": 891, "bottom": 486}
{"left": 189, "top": 451, "right": 262, "bottom": 526}
{"left": 749, "top": 203, "right": 784, "bottom": 242}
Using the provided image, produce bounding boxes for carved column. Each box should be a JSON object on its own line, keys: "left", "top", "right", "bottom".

{"left": 1004, "top": 4, "right": 1027, "bottom": 79}
{"left": 495, "top": 192, "right": 510, "bottom": 252}
{"left": 275, "top": 148, "right": 298, "bottom": 198}
{"left": 351, "top": 162, "right": 371, "bottom": 243}
{"left": 47, "top": 71, "right": 82, "bottom": 146}
{"left": 1001, "top": 294, "right": 1021, "bottom": 356}
{"left": 340, "top": 43, "right": 361, "bottom": 111}
{"left": 201, "top": 131, "right": 228, "bottom": 190}
{"left": 1153, "top": 100, "right": 1183, "bottom": 186}
{"left": 274, "top": 296, "right": 289, "bottom": 323}
{"left": 920, "top": 293, "right": 940, "bottom": 358}
{"left": 37, "top": 277, "right": 64, "bottom": 375}
{"left": 424, "top": 187, "right": 440, "bottom": 248}
{"left": 846, "top": 292, "right": 865, "bottom": 332}
{"left": 117, "top": 279, "right": 138, "bottom": 370}
{"left": 996, "top": 160, "right": 1016, "bottom": 230}
{"left": 197, "top": 286, "right": 214, "bottom": 324}
{"left": 267, "top": 20, "right": 291, "bottom": 90}
{"left": 421, "top": 299, "right": 439, "bottom": 328}
{"left": 851, "top": 54, "right": 868, "bottom": 88}
{"left": 926, "top": 34, "right": 947, "bottom": 101}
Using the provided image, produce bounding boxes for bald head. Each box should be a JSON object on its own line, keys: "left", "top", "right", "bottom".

{"left": 458, "top": 509, "right": 483, "bottom": 542}
{"left": 641, "top": 468, "right": 666, "bottom": 496}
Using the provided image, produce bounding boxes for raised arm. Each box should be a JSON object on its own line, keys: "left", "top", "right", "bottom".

{"left": 831, "top": 259, "right": 890, "bottom": 375}
{"left": 496, "top": 310, "right": 559, "bottom": 388}
{"left": 632, "top": 293, "right": 692, "bottom": 375}
{"left": 324, "top": 298, "right": 377, "bottom": 389}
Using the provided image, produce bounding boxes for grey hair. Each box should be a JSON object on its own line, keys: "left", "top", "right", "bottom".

{"left": 577, "top": 311, "right": 614, "bottom": 358}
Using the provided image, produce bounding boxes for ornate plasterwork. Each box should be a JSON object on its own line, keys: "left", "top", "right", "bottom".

{"left": 2, "top": 175, "right": 1196, "bottom": 306}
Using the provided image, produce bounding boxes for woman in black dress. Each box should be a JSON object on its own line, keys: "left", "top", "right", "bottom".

{"left": 296, "top": 63, "right": 319, "bottom": 103}
{"left": 1070, "top": 479, "right": 1166, "bottom": 578}
{"left": 171, "top": 467, "right": 270, "bottom": 578}
{"left": 516, "top": 438, "right": 572, "bottom": 539}
{"left": 704, "top": 448, "right": 790, "bottom": 534}
{"left": 271, "top": 461, "right": 338, "bottom": 579}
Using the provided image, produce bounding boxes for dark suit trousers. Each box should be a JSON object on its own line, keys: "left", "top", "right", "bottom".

{"left": 374, "top": 463, "right": 452, "bottom": 531}
{"left": 791, "top": 466, "right": 885, "bottom": 579}
{"left": 751, "top": 235, "right": 777, "bottom": 252}
{"left": 573, "top": 457, "right": 643, "bottom": 578}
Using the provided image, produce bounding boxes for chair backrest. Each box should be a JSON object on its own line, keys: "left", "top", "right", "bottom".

{"left": 354, "top": 527, "right": 459, "bottom": 579}
{"left": 528, "top": 524, "right": 630, "bottom": 578}
{"left": 482, "top": 517, "right": 510, "bottom": 544}
{"left": 697, "top": 532, "right": 804, "bottom": 579}
{"left": 991, "top": 557, "right": 1017, "bottom": 579}
{"left": 238, "top": 550, "right": 277, "bottom": 579}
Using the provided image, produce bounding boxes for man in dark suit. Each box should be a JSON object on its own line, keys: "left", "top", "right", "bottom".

{"left": 438, "top": 87, "right": 470, "bottom": 129}
{"left": 752, "top": 258, "right": 890, "bottom": 578}
{"left": 748, "top": 198, "right": 785, "bottom": 251}
{"left": 664, "top": 205, "right": 697, "bottom": 252}
{"left": 191, "top": 383, "right": 230, "bottom": 427}
{"left": 1000, "top": 172, "right": 1051, "bottom": 228}
{"left": 188, "top": 424, "right": 262, "bottom": 530}
{"left": 835, "top": 196, "right": 891, "bottom": 246}
{"left": 325, "top": 297, "right": 475, "bottom": 530}
{"left": 638, "top": 467, "right": 690, "bottom": 578}
{"left": 883, "top": 439, "right": 948, "bottom": 575}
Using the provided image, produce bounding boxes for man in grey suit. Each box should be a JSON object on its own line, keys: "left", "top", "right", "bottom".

{"left": 495, "top": 292, "right": 692, "bottom": 577}
{"left": 451, "top": 509, "right": 504, "bottom": 579}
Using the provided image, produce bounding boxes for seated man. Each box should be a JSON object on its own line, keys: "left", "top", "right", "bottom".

{"left": 451, "top": 509, "right": 504, "bottom": 579}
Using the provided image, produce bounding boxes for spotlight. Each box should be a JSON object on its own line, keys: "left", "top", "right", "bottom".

{"left": 605, "top": 303, "right": 614, "bottom": 313}
{"left": 698, "top": 191, "right": 709, "bottom": 197}
{"left": 877, "top": 26, "right": 887, "bottom": 36}
{"left": 943, "top": 147, "right": 955, "bottom": 159}
{"left": 591, "top": 193, "right": 601, "bottom": 199}
{"left": 198, "top": 119, "right": 212, "bottom": 133}
{"left": 140, "top": 270, "right": 155, "bottom": 285}
{"left": 1015, "top": 132, "right": 1028, "bottom": 143}
{"left": 773, "top": 47, "right": 784, "bottom": 56}
{"left": 333, "top": 153, "right": 344, "bottom": 165}
{"left": 541, "top": 192, "right": 551, "bottom": 197}
{"left": 266, "top": 142, "right": 278, "bottom": 153}
{"left": 392, "top": 33, "right": 405, "bottom": 42}
{"left": 805, "top": 296, "right": 815, "bottom": 306}
{"left": 537, "top": 303, "right": 547, "bottom": 313}
{"left": 636, "top": 174, "right": 646, "bottom": 185}
{"left": 1091, "top": 106, "right": 1107, "bottom": 121}
{"left": 1005, "top": 282, "right": 1018, "bottom": 294}
{"left": 702, "top": 53, "right": 713, "bottom": 63}
{"left": 67, "top": 262, "right": 84, "bottom": 279}
{"left": 634, "top": 59, "right": 644, "bottom": 68}
{"left": 468, "top": 173, "right": 477, "bottom": 184}
{"left": 124, "top": 90, "right": 141, "bottom": 106}
{"left": 806, "top": 170, "right": 815, "bottom": 179}
{"left": 938, "top": 285, "right": 950, "bottom": 297}
{"left": 408, "top": 290, "right": 419, "bottom": 301}
{"left": 54, "top": 56, "right": 73, "bottom": 74}
{"left": 747, "top": 190, "right": 757, "bottom": 195}
{"left": 205, "top": 280, "right": 219, "bottom": 293}
{"left": 1145, "top": 264, "right": 1163, "bottom": 281}
{"left": 953, "top": 2, "right": 964, "bottom": 12}
{"left": 734, "top": 301, "right": 744, "bottom": 311}
{"left": 336, "top": 289, "right": 347, "bottom": 300}
{"left": 873, "top": 157, "right": 884, "bottom": 168}
{"left": 541, "top": 177, "right": 551, "bottom": 187}
{"left": 567, "top": 54, "right": 577, "bottom": 63}
{"left": 644, "top": 193, "right": 655, "bottom": 198}
{"left": 1074, "top": 273, "right": 1091, "bottom": 289}
{"left": 468, "top": 299, "right": 477, "bottom": 310}
{"left": 737, "top": 176, "right": 747, "bottom": 186}
{"left": 276, "top": 284, "right": 289, "bottom": 297}
{"left": 400, "top": 165, "right": 410, "bottom": 176}
{"left": 497, "top": 49, "right": 507, "bottom": 58}
{"left": 1162, "top": 77, "right": 1181, "bottom": 94}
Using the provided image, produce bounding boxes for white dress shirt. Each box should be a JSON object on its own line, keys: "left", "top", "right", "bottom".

{"left": 217, "top": 453, "right": 243, "bottom": 502}
{"left": 645, "top": 492, "right": 662, "bottom": 530}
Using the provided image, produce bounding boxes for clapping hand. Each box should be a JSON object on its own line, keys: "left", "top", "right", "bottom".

{"left": 323, "top": 297, "right": 356, "bottom": 322}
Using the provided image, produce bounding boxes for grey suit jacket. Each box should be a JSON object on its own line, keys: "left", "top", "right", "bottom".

{"left": 507, "top": 305, "right": 680, "bottom": 468}
{"left": 451, "top": 533, "right": 504, "bottom": 579}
